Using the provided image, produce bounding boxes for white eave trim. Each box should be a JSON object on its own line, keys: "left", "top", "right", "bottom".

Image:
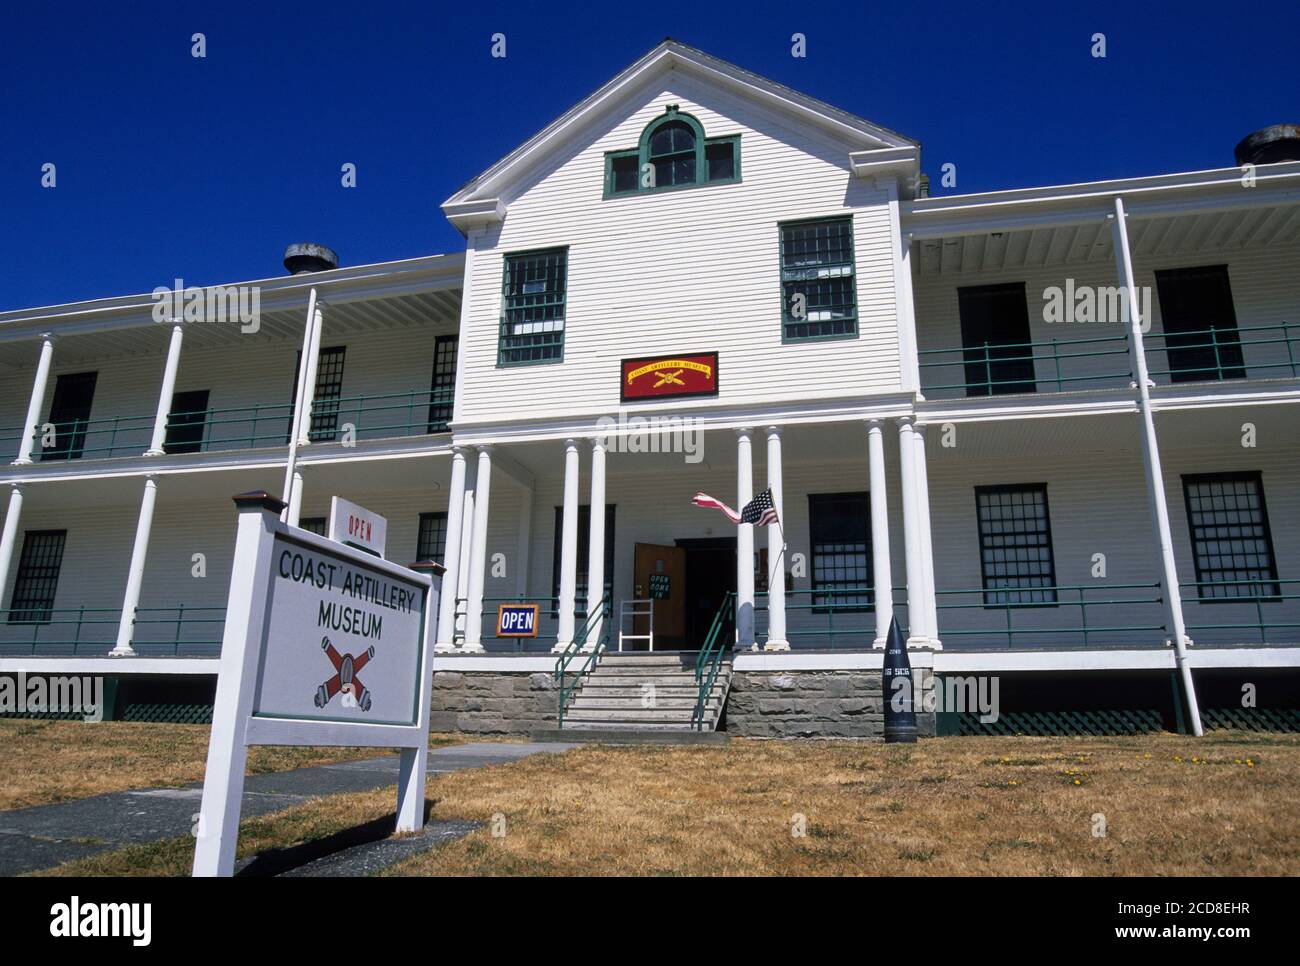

{"left": 443, "top": 198, "right": 507, "bottom": 234}
{"left": 849, "top": 146, "right": 920, "bottom": 191}
{"left": 902, "top": 162, "right": 1300, "bottom": 238}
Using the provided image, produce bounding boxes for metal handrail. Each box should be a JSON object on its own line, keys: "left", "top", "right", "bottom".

{"left": 918, "top": 333, "right": 1132, "bottom": 396}
{"left": 752, "top": 585, "right": 908, "bottom": 649}
{"left": 132, "top": 605, "right": 227, "bottom": 655}
{"left": 318, "top": 387, "right": 455, "bottom": 438}
{"left": 935, "top": 582, "right": 1166, "bottom": 648}
{"left": 27, "top": 413, "right": 155, "bottom": 460}
{"left": 1181, "top": 578, "right": 1300, "bottom": 645}
{"left": 164, "top": 401, "right": 295, "bottom": 452}
{"left": 1, "top": 605, "right": 228, "bottom": 656}
{"left": 554, "top": 593, "right": 613, "bottom": 729}
{"left": 1145, "top": 321, "right": 1297, "bottom": 381}
{"left": 692, "top": 592, "right": 735, "bottom": 730}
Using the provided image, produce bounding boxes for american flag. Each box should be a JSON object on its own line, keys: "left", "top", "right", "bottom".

{"left": 692, "top": 488, "right": 779, "bottom": 527}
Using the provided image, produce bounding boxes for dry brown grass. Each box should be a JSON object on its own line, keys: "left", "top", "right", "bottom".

{"left": 0, "top": 719, "right": 466, "bottom": 811}
{"left": 32, "top": 732, "right": 1300, "bottom": 876}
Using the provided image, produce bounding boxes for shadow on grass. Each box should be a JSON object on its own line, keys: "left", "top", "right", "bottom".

{"left": 236, "top": 801, "right": 436, "bottom": 877}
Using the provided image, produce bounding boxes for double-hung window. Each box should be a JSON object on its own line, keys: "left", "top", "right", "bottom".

{"left": 499, "top": 249, "right": 567, "bottom": 366}
{"left": 780, "top": 217, "right": 857, "bottom": 341}
{"left": 975, "top": 485, "right": 1058, "bottom": 606}
{"left": 808, "top": 492, "right": 873, "bottom": 611}
{"left": 7, "top": 530, "right": 66, "bottom": 624}
{"left": 417, "top": 512, "right": 449, "bottom": 564}
{"left": 1182, "top": 472, "right": 1279, "bottom": 600}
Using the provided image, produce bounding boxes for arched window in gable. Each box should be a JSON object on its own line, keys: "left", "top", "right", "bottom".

{"left": 605, "top": 105, "right": 740, "bottom": 197}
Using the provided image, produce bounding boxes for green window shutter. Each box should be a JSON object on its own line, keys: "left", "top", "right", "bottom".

{"left": 780, "top": 217, "right": 858, "bottom": 341}
{"left": 499, "top": 248, "right": 567, "bottom": 366}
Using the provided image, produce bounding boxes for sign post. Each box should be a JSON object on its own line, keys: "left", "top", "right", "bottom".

{"left": 193, "top": 492, "right": 441, "bottom": 877}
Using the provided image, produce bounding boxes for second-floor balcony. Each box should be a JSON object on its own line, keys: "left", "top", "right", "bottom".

{"left": 917, "top": 321, "right": 1299, "bottom": 399}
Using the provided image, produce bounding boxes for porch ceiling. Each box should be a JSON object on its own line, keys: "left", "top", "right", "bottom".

{"left": 912, "top": 206, "right": 1300, "bottom": 277}
{"left": 0, "top": 288, "right": 462, "bottom": 370}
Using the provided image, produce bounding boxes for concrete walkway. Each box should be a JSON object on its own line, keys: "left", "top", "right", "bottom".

{"left": 0, "top": 741, "right": 574, "bottom": 876}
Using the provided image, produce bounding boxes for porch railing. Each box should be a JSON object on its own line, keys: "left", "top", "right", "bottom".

{"left": 0, "top": 607, "right": 121, "bottom": 655}
{"left": 917, "top": 334, "right": 1133, "bottom": 398}
{"left": 1145, "top": 321, "right": 1298, "bottom": 383}
{"left": 752, "top": 586, "right": 910, "bottom": 649}
{"left": 554, "top": 594, "right": 613, "bottom": 729}
{"left": 457, "top": 595, "right": 590, "bottom": 652}
{"left": 27, "top": 414, "right": 154, "bottom": 461}
{"left": 693, "top": 591, "right": 734, "bottom": 729}
{"left": 320, "top": 388, "right": 455, "bottom": 440}
{"left": 1182, "top": 578, "right": 1300, "bottom": 645}
{"left": 163, "top": 401, "right": 295, "bottom": 453}
{"left": 130, "top": 605, "right": 227, "bottom": 656}
{"left": 935, "top": 582, "right": 1166, "bottom": 649}
{"left": 0, "top": 605, "right": 227, "bottom": 656}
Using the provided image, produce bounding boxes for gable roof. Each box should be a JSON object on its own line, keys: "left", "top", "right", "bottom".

{"left": 442, "top": 39, "right": 919, "bottom": 232}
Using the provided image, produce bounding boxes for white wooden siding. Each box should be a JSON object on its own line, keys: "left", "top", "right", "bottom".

{"left": 457, "top": 71, "right": 904, "bottom": 426}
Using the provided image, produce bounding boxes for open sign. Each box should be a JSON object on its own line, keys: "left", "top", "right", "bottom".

{"left": 497, "top": 603, "right": 540, "bottom": 638}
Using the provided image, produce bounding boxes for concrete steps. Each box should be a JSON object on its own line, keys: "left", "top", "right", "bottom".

{"left": 560, "top": 652, "right": 731, "bottom": 733}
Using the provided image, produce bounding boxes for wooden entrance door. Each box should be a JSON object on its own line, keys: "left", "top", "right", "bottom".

{"left": 633, "top": 543, "right": 687, "bottom": 648}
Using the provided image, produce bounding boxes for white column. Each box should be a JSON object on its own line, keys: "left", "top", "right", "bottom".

{"left": 146, "top": 324, "right": 185, "bottom": 456}
{"left": 0, "top": 484, "right": 25, "bottom": 609}
{"left": 553, "top": 439, "right": 581, "bottom": 652}
{"left": 867, "top": 420, "right": 894, "bottom": 647}
{"left": 463, "top": 446, "right": 492, "bottom": 653}
{"left": 434, "top": 446, "right": 468, "bottom": 653}
{"left": 296, "top": 300, "right": 325, "bottom": 446}
{"left": 281, "top": 288, "right": 318, "bottom": 517}
{"left": 763, "top": 426, "right": 788, "bottom": 651}
{"left": 897, "top": 417, "right": 931, "bottom": 647}
{"left": 14, "top": 334, "right": 55, "bottom": 465}
{"left": 585, "top": 438, "right": 607, "bottom": 651}
{"left": 454, "top": 487, "right": 475, "bottom": 641}
{"left": 112, "top": 475, "right": 159, "bottom": 656}
{"left": 911, "top": 422, "right": 941, "bottom": 649}
{"left": 1112, "top": 196, "right": 1203, "bottom": 735}
{"left": 736, "top": 428, "right": 755, "bottom": 650}
{"left": 287, "top": 470, "right": 305, "bottom": 527}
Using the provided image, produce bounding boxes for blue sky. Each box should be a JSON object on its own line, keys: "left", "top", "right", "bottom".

{"left": 1, "top": 0, "right": 1296, "bottom": 309}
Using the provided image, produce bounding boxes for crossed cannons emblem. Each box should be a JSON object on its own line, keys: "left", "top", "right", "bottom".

{"left": 313, "top": 636, "right": 374, "bottom": 712}
{"left": 652, "top": 368, "right": 685, "bottom": 388}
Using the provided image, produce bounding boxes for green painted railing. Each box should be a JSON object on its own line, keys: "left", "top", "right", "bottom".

{"left": 693, "top": 591, "right": 735, "bottom": 730}
{"left": 1146, "top": 321, "right": 1298, "bottom": 382}
{"left": 164, "top": 401, "right": 295, "bottom": 452}
{"left": 322, "top": 388, "right": 455, "bottom": 439}
{"left": 935, "top": 582, "right": 1166, "bottom": 648}
{"left": 1182, "top": 578, "right": 1300, "bottom": 645}
{"left": 1, "top": 607, "right": 120, "bottom": 654}
{"left": 751, "top": 586, "right": 910, "bottom": 649}
{"left": 1, "top": 605, "right": 227, "bottom": 656}
{"left": 554, "top": 594, "right": 613, "bottom": 729}
{"left": 918, "top": 334, "right": 1132, "bottom": 398}
{"left": 28, "top": 414, "right": 154, "bottom": 460}
{"left": 131, "top": 605, "right": 227, "bottom": 655}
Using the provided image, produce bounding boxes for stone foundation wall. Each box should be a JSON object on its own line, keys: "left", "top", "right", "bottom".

{"left": 724, "top": 669, "right": 936, "bottom": 739}
{"left": 427, "top": 671, "right": 558, "bottom": 734}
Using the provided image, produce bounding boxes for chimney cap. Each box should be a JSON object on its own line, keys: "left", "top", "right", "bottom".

{"left": 1234, "top": 124, "right": 1300, "bottom": 166}
{"left": 283, "top": 243, "right": 339, "bottom": 275}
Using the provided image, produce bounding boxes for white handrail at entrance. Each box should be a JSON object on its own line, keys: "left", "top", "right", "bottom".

{"left": 618, "top": 598, "right": 654, "bottom": 652}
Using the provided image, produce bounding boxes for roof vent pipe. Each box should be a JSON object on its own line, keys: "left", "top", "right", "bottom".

{"left": 283, "top": 243, "right": 339, "bottom": 275}
{"left": 1234, "top": 125, "right": 1300, "bottom": 166}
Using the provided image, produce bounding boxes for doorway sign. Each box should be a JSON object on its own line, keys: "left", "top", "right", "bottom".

{"left": 192, "top": 491, "right": 442, "bottom": 877}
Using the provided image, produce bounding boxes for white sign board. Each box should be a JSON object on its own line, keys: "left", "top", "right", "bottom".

{"left": 193, "top": 492, "right": 440, "bottom": 877}
{"left": 328, "top": 495, "right": 388, "bottom": 557}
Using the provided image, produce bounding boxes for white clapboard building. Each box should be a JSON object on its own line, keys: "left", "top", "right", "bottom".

{"left": 2, "top": 41, "right": 1298, "bottom": 737}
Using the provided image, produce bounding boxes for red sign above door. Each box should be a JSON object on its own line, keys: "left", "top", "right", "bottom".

{"left": 621, "top": 351, "right": 719, "bottom": 401}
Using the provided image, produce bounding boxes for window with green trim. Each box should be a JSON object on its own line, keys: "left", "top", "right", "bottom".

{"left": 499, "top": 248, "right": 567, "bottom": 366}
{"left": 604, "top": 106, "right": 740, "bottom": 197}
{"left": 780, "top": 217, "right": 858, "bottom": 341}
